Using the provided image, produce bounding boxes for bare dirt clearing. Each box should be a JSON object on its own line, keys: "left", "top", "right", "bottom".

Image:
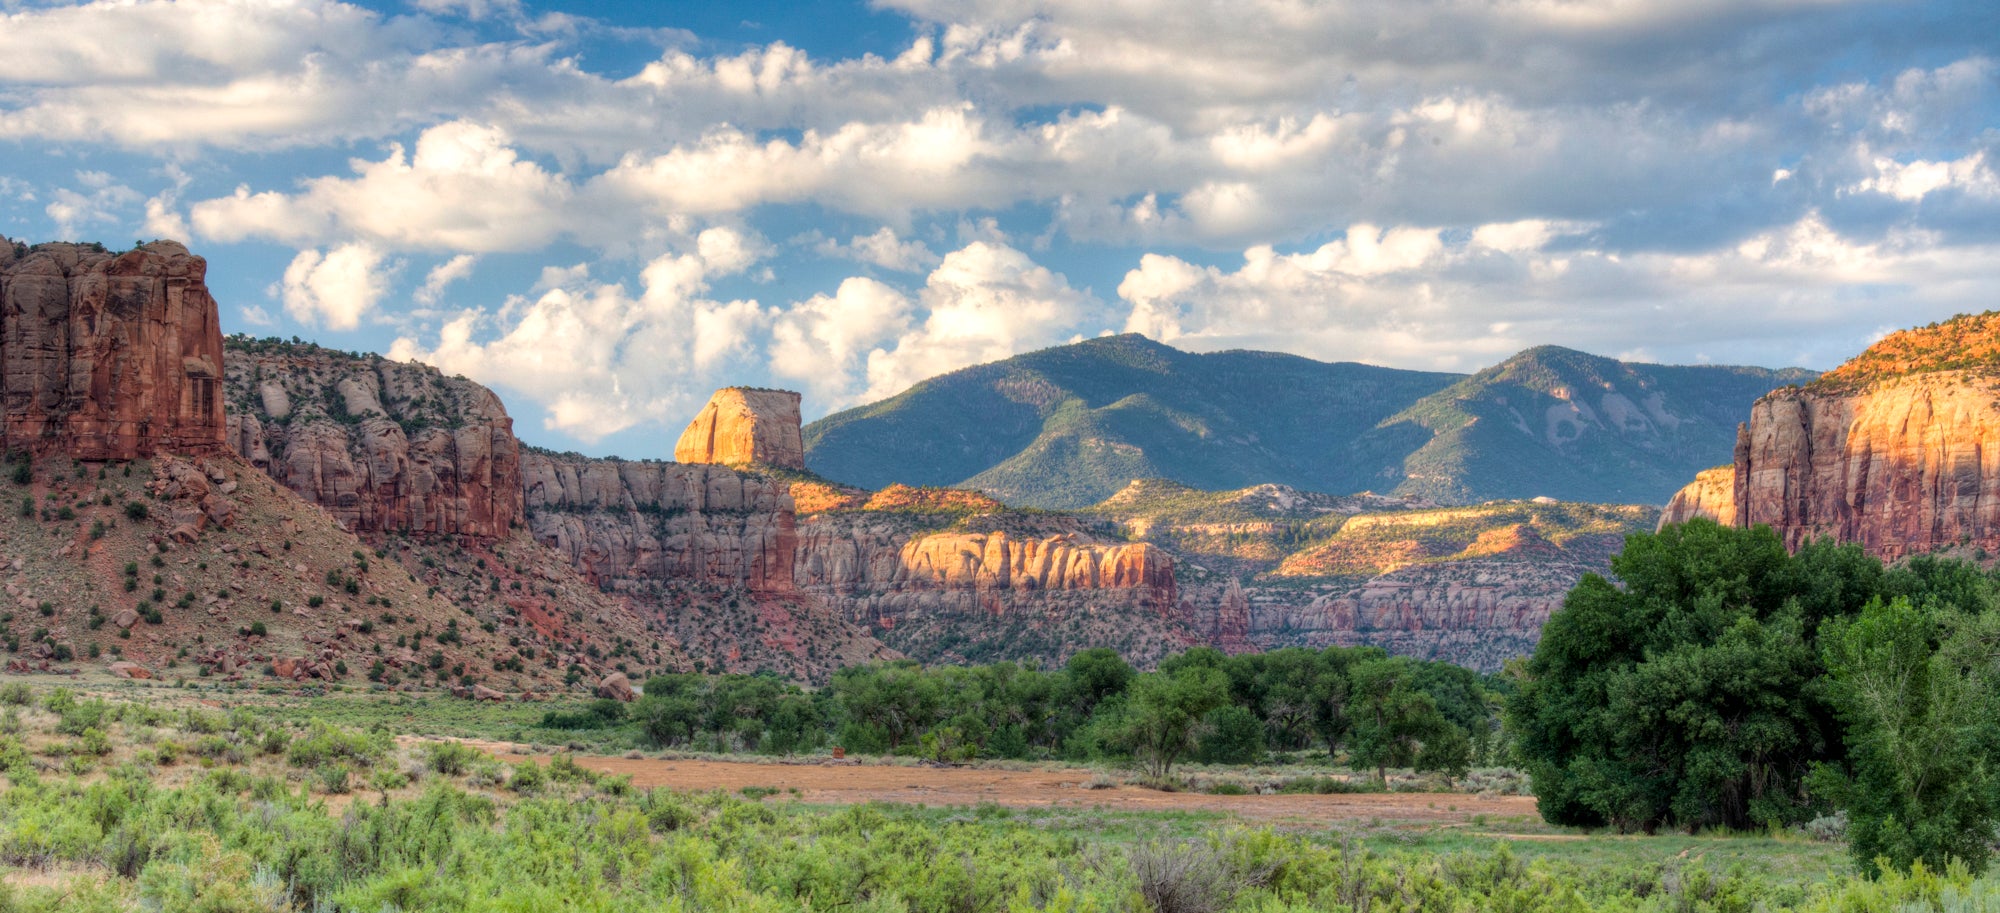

{"left": 463, "top": 741, "right": 1539, "bottom": 827}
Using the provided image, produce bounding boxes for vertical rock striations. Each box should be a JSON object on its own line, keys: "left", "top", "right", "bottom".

{"left": 1731, "top": 374, "right": 2000, "bottom": 558}
{"left": 1, "top": 240, "right": 225, "bottom": 459}
{"left": 1664, "top": 313, "right": 2000, "bottom": 560}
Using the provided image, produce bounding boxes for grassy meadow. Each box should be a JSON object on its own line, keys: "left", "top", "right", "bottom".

{"left": 0, "top": 677, "right": 1973, "bottom": 913}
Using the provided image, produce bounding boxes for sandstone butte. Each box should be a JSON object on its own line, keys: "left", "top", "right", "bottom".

{"left": 674, "top": 387, "right": 806, "bottom": 470}
{"left": 0, "top": 240, "right": 225, "bottom": 460}
{"left": 1661, "top": 311, "right": 2000, "bottom": 559}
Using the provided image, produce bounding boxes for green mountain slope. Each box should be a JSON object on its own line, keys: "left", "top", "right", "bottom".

{"left": 803, "top": 335, "right": 1813, "bottom": 509}
{"left": 803, "top": 334, "right": 1459, "bottom": 508}
{"left": 1368, "top": 346, "right": 1816, "bottom": 504}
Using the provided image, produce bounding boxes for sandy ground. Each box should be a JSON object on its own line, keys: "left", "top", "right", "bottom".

{"left": 460, "top": 741, "right": 1539, "bottom": 827}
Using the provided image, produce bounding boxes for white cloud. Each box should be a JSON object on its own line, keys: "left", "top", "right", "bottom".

{"left": 191, "top": 121, "right": 574, "bottom": 251}
{"left": 1117, "top": 211, "right": 2000, "bottom": 372}
{"left": 589, "top": 105, "right": 1005, "bottom": 218}
{"left": 42, "top": 173, "right": 141, "bottom": 239}
{"left": 816, "top": 227, "right": 942, "bottom": 272}
{"left": 281, "top": 243, "right": 394, "bottom": 331}
{"left": 862, "top": 241, "right": 1097, "bottom": 400}
{"left": 389, "top": 229, "right": 770, "bottom": 440}
{"left": 769, "top": 277, "right": 916, "bottom": 405}
{"left": 388, "top": 237, "right": 1101, "bottom": 434}
{"left": 415, "top": 254, "right": 479, "bottom": 306}
{"left": 1849, "top": 152, "right": 1999, "bottom": 202}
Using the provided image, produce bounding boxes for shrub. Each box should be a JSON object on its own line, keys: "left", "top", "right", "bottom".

{"left": 287, "top": 722, "right": 387, "bottom": 768}
{"left": 425, "top": 741, "right": 480, "bottom": 776}
{"left": 1127, "top": 839, "right": 1264, "bottom": 913}
{"left": 315, "top": 763, "right": 352, "bottom": 794}
{"left": 507, "top": 761, "right": 545, "bottom": 794}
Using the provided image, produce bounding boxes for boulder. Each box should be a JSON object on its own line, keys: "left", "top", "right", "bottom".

{"left": 595, "top": 672, "right": 635, "bottom": 702}
{"left": 107, "top": 661, "right": 151, "bottom": 680}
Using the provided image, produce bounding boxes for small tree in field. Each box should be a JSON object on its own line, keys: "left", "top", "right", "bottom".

{"left": 1346, "top": 657, "right": 1467, "bottom": 784}
{"left": 1116, "top": 664, "right": 1229, "bottom": 779}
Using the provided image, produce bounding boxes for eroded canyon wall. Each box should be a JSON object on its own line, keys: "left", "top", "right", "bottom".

{"left": 1, "top": 240, "right": 224, "bottom": 460}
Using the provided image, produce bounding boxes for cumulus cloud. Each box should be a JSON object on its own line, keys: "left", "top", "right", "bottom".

{"left": 1117, "top": 213, "right": 2000, "bottom": 372}
{"left": 389, "top": 238, "right": 1100, "bottom": 435}
{"left": 191, "top": 121, "right": 574, "bottom": 251}
{"left": 862, "top": 241, "right": 1098, "bottom": 400}
{"left": 281, "top": 243, "right": 395, "bottom": 331}
{"left": 1849, "top": 152, "right": 2000, "bottom": 202}
{"left": 389, "top": 228, "right": 770, "bottom": 440}
{"left": 415, "top": 254, "right": 480, "bottom": 306}
{"left": 5, "top": 0, "right": 1998, "bottom": 452}
{"left": 43, "top": 171, "right": 141, "bottom": 239}
{"left": 769, "top": 278, "right": 917, "bottom": 405}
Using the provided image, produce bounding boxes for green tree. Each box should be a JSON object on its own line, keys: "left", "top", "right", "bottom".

{"left": 1818, "top": 598, "right": 2000, "bottom": 876}
{"left": 1509, "top": 521, "right": 1886, "bottom": 832}
{"left": 831, "top": 661, "right": 942, "bottom": 751}
{"left": 1114, "top": 665, "right": 1229, "bottom": 779}
{"left": 1347, "top": 657, "right": 1467, "bottom": 783}
{"left": 1195, "top": 705, "right": 1266, "bottom": 765}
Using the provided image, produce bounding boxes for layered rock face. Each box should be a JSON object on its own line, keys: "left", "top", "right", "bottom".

{"left": 520, "top": 451, "right": 799, "bottom": 592}
{"left": 675, "top": 388, "right": 805, "bottom": 469}
{"left": 1731, "top": 374, "right": 2000, "bottom": 558}
{"left": 0, "top": 240, "right": 224, "bottom": 460}
{"left": 224, "top": 343, "right": 520, "bottom": 538}
{"left": 794, "top": 512, "right": 1191, "bottom": 665}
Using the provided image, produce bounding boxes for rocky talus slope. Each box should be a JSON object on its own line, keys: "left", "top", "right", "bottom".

{"left": 220, "top": 347, "right": 888, "bottom": 680}
{"left": 1, "top": 241, "right": 225, "bottom": 460}
{"left": 0, "top": 241, "right": 681, "bottom": 690}
{"left": 1661, "top": 312, "right": 2000, "bottom": 559}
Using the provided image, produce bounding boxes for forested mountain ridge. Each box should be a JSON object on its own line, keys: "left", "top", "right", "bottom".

{"left": 804, "top": 335, "right": 1813, "bottom": 509}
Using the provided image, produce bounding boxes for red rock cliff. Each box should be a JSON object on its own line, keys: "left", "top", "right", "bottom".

{"left": 1, "top": 240, "right": 224, "bottom": 459}
{"left": 1659, "top": 465, "right": 1737, "bottom": 529}
{"left": 1664, "top": 313, "right": 2000, "bottom": 559}
{"left": 1731, "top": 374, "right": 2000, "bottom": 558}
{"left": 224, "top": 344, "right": 520, "bottom": 538}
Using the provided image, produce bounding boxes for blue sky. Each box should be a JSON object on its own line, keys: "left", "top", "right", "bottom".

{"left": 1, "top": 0, "right": 1996, "bottom": 459}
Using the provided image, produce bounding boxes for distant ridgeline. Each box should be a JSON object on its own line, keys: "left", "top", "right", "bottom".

{"left": 802, "top": 334, "right": 1815, "bottom": 510}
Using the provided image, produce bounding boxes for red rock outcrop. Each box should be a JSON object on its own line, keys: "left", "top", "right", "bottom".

{"left": 1663, "top": 313, "right": 2000, "bottom": 559}
{"left": 1659, "top": 465, "right": 1737, "bottom": 529}
{"left": 224, "top": 343, "right": 520, "bottom": 538}
{"left": 674, "top": 388, "right": 805, "bottom": 469}
{"left": 1730, "top": 373, "right": 2000, "bottom": 558}
{"left": 0, "top": 240, "right": 224, "bottom": 459}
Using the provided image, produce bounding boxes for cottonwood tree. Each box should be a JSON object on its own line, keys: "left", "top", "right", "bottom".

{"left": 1818, "top": 599, "right": 2000, "bottom": 876}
